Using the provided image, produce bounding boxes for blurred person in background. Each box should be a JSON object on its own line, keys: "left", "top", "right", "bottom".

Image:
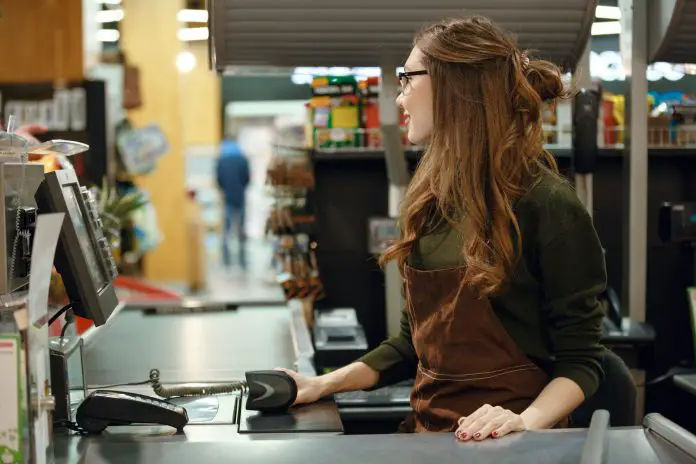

{"left": 216, "top": 138, "right": 250, "bottom": 270}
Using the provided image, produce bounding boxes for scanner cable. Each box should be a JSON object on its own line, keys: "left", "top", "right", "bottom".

{"left": 149, "top": 369, "right": 248, "bottom": 398}
{"left": 82, "top": 369, "right": 248, "bottom": 398}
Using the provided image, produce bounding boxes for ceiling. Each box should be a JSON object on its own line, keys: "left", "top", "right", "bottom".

{"left": 649, "top": 0, "right": 696, "bottom": 63}
{"left": 208, "top": 0, "right": 597, "bottom": 72}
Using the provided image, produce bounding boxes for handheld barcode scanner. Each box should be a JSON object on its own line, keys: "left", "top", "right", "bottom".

{"left": 245, "top": 370, "right": 298, "bottom": 413}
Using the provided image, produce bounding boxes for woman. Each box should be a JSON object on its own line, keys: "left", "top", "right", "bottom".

{"left": 280, "top": 16, "right": 607, "bottom": 441}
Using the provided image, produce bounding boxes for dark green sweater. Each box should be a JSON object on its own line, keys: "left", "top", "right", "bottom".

{"left": 359, "top": 170, "right": 607, "bottom": 399}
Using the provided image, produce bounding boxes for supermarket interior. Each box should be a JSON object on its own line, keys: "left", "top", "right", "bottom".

{"left": 7, "top": 0, "right": 696, "bottom": 462}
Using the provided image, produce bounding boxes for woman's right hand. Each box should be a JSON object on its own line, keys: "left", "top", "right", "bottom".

{"left": 275, "top": 368, "right": 327, "bottom": 406}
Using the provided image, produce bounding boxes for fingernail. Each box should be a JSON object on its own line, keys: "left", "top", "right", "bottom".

{"left": 492, "top": 431, "right": 498, "bottom": 438}
{"left": 474, "top": 433, "right": 481, "bottom": 439}
{"left": 460, "top": 432, "right": 468, "bottom": 440}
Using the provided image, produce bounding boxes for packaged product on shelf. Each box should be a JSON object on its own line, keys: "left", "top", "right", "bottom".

{"left": 310, "top": 75, "right": 360, "bottom": 150}
{"left": 602, "top": 93, "right": 624, "bottom": 147}
{"left": 330, "top": 94, "right": 360, "bottom": 149}
{"left": 360, "top": 77, "right": 381, "bottom": 148}
{"left": 305, "top": 102, "right": 315, "bottom": 148}
{"left": 672, "top": 104, "right": 696, "bottom": 146}
{"left": 267, "top": 207, "right": 324, "bottom": 303}
{"left": 541, "top": 101, "right": 558, "bottom": 145}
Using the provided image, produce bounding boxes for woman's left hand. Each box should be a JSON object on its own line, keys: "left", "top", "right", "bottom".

{"left": 455, "top": 404, "right": 526, "bottom": 441}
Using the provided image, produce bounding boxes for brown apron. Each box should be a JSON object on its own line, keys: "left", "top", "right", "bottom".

{"left": 400, "top": 264, "right": 551, "bottom": 433}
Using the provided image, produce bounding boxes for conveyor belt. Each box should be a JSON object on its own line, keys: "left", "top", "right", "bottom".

{"left": 82, "top": 307, "right": 295, "bottom": 386}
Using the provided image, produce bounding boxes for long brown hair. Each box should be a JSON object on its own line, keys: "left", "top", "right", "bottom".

{"left": 380, "top": 16, "right": 567, "bottom": 297}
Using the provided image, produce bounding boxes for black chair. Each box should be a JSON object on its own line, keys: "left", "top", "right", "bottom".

{"left": 571, "top": 348, "right": 637, "bottom": 427}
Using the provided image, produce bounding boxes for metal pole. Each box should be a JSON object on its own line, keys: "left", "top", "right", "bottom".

{"left": 619, "top": 0, "right": 649, "bottom": 323}
{"left": 380, "top": 62, "right": 409, "bottom": 338}
{"left": 574, "top": 44, "right": 593, "bottom": 219}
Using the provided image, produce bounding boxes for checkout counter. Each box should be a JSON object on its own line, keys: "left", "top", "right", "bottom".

{"left": 1, "top": 138, "right": 690, "bottom": 463}
{"left": 52, "top": 301, "right": 696, "bottom": 464}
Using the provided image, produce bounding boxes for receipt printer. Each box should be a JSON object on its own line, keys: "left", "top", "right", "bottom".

{"left": 312, "top": 308, "right": 368, "bottom": 373}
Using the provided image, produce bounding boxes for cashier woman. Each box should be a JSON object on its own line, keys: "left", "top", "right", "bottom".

{"left": 280, "top": 16, "right": 607, "bottom": 441}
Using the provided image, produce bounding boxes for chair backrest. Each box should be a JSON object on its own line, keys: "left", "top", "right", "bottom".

{"left": 571, "top": 348, "right": 637, "bottom": 427}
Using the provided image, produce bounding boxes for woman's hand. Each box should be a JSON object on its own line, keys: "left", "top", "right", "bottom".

{"left": 274, "top": 368, "right": 327, "bottom": 406}
{"left": 455, "top": 404, "right": 526, "bottom": 441}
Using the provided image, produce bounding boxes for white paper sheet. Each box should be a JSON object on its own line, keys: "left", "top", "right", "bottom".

{"left": 0, "top": 336, "right": 21, "bottom": 463}
{"left": 28, "top": 213, "right": 65, "bottom": 325}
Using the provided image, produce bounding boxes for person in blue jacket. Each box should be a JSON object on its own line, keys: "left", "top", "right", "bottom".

{"left": 216, "top": 139, "right": 250, "bottom": 269}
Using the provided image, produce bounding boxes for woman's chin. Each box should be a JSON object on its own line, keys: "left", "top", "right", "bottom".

{"left": 408, "top": 130, "right": 429, "bottom": 146}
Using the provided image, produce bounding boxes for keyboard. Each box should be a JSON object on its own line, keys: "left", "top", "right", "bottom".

{"left": 335, "top": 384, "right": 412, "bottom": 407}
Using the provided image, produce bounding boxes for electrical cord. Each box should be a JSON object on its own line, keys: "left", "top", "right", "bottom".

{"left": 48, "top": 303, "right": 72, "bottom": 327}
{"left": 75, "top": 369, "right": 248, "bottom": 403}
{"left": 53, "top": 419, "right": 89, "bottom": 436}
{"left": 59, "top": 310, "right": 74, "bottom": 345}
{"left": 149, "top": 369, "right": 247, "bottom": 398}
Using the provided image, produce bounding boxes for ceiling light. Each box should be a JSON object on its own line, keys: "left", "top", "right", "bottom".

{"left": 96, "top": 29, "right": 120, "bottom": 42}
{"left": 176, "top": 51, "right": 197, "bottom": 73}
{"left": 96, "top": 8, "right": 124, "bottom": 23}
{"left": 95, "top": 0, "right": 121, "bottom": 4}
{"left": 178, "top": 9, "right": 208, "bottom": 22}
{"left": 178, "top": 27, "right": 209, "bottom": 41}
{"left": 591, "top": 21, "right": 621, "bottom": 36}
{"left": 595, "top": 5, "right": 621, "bottom": 20}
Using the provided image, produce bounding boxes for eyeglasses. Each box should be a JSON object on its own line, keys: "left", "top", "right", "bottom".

{"left": 398, "top": 70, "right": 428, "bottom": 95}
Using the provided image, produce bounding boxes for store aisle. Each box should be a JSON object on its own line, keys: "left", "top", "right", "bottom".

{"left": 201, "top": 235, "right": 284, "bottom": 304}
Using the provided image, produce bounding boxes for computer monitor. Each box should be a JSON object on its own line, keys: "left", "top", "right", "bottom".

{"left": 35, "top": 169, "right": 119, "bottom": 326}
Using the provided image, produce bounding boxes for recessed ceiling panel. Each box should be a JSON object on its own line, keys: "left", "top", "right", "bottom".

{"left": 209, "top": 0, "right": 597, "bottom": 71}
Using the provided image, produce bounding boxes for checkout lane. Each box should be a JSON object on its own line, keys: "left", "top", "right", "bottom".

{"left": 54, "top": 302, "right": 344, "bottom": 463}
{"left": 52, "top": 301, "right": 696, "bottom": 464}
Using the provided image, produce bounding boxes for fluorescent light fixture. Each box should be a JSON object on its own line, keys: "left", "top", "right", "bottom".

{"left": 595, "top": 5, "right": 621, "bottom": 20}
{"left": 591, "top": 21, "right": 621, "bottom": 35}
{"left": 178, "top": 27, "right": 209, "bottom": 41}
{"left": 96, "top": 8, "right": 124, "bottom": 23}
{"left": 96, "top": 29, "right": 120, "bottom": 42}
{"left": 178, "top": 9, "right": 208, "bottom": 23}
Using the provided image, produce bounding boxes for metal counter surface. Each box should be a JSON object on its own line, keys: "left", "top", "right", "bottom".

{"left": 82, "top": 306, "right": 295, "bottom": 385}
{"left": 54, "top": 427, "right": 696, "bottom": 464}
{"left": 675, "top": 374, "right": 696, "bottom": 397}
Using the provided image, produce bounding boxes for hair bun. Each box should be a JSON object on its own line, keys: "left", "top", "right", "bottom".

{"left": 525, "top": 59, "right": 566, "bottom": 101}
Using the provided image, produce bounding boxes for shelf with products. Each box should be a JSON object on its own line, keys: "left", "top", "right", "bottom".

{"left": 265, "top": 148, "right": 326, "bottom": 307}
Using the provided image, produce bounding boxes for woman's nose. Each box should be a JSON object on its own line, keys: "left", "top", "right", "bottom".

{"left": 396, "top": 92, "right": 404, "bottom": 109}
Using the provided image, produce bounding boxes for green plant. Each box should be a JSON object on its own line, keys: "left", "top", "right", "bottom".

{"left": 97, "top": 177, "right": 148, "bottom": 228}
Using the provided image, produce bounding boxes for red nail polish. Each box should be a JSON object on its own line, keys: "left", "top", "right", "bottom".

{"left": 460, "top": 433, "right": 468, "bottom": 439}
{"left": 492, "top": 431, "right": 498, "bottom": 438}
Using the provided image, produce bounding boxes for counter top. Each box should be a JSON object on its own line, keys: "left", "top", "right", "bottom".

{"left": 54, "top": 426, "right": 694, "bottom": 464}
{"left": 675, "top": 374, "right": 696, "bottom": 397}
{"left": 52, "top": 303, "right": 696, "bottom": 464}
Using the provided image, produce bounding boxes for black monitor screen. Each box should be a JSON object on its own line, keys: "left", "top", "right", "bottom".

{"left": 61, "top": 185, "right": 106, "bottom": 291}
{"left": 35, "top": 169, "right": 119, "bottom": 326}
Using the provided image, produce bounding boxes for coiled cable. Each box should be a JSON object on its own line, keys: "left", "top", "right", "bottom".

{"left": 149, "top": 369, "right": 247, "bottom": 398}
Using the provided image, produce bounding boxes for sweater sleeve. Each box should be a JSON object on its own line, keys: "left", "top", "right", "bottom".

{"left": 357, "top": 302, "right": 418, "bottom": 390}
{"left": 537, "top": 192, "right": 607, "bottom": 399}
